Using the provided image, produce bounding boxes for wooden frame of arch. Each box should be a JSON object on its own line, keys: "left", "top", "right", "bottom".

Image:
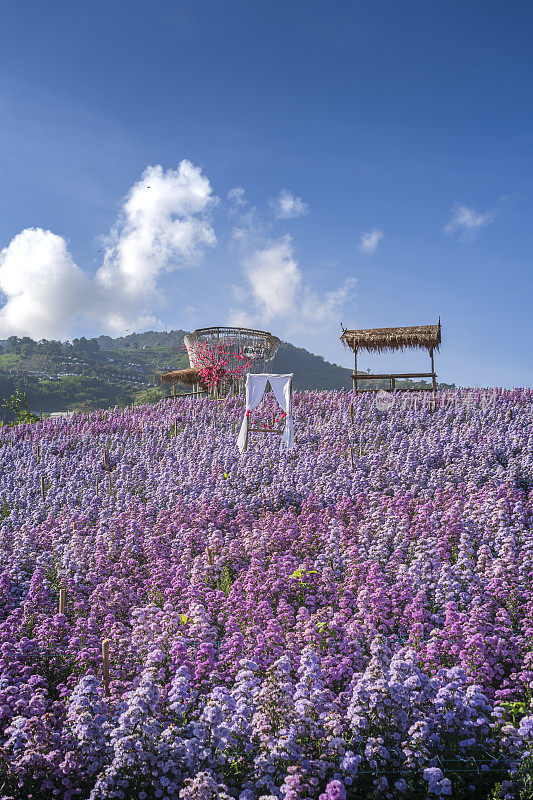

{"left": 242, "top": 376, "right": 293, "bottom": 451}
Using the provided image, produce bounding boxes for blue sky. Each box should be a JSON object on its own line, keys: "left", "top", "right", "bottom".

{"left": 0, "top": 1, "right": 532, "bottom": 387}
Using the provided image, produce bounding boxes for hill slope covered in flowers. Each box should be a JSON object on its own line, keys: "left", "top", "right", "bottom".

{"left": 0, "top": 389, "right": 532, "bottom": 800}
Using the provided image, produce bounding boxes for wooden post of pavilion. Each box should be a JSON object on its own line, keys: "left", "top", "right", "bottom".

{"left": 430, "top": 347, "right": 436, "bottom": 407}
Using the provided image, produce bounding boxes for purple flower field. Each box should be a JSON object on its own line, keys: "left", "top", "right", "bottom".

{"left": 0, "top": 389, "right": 532, "bottom": 800}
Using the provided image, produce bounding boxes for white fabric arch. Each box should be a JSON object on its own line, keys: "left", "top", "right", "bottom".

{"left": 236, "top": 373, "right": 294, "bottom": 453}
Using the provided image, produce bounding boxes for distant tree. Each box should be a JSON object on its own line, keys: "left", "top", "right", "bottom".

{"left": 46, "top": 340, "right": 62, "bottom": 356}
{"left": 1, "top": 389, "right": 40, "bottom": 426}
{"left": 19, "top": 337, "right": 35, "bottom": 357}
{"left": 5, "top": 336, "right": 21, "bottom": 354}
{"left": 72, "top": 337, "right": 98, "bottom": 353}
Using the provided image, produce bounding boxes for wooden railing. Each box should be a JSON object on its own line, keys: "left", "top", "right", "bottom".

{"left": 353, "top": 372, "right": 437, "bottom": 393}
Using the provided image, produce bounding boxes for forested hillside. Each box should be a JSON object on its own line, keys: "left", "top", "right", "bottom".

{"left": 0, "top": 332, "right": 455, "bottom": 416}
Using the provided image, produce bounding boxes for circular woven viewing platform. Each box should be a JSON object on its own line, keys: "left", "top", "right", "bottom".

{"left": 184, "top": 326, "right": 281, "bottom": 375}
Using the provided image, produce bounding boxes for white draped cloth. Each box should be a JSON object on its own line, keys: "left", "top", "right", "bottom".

{"left": 236, "top": 373, "right": 294, "bottom": 453}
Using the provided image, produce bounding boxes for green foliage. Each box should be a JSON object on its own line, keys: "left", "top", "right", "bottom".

{"left": 149, "top": 586, "right": 165, "bottom": 607}
{"left": 517, "top": 754, "right": 533, "bottom": 799}
{"left": 134, "top": 387, "right": 167, "bottom": 405}
{"left": 217, "top": 565, "right": 235, "bottom": 596}
{"left": 0, "top": 353, "right": 23, "bottom": 369}
{"left": 290, "top": 567, "right": 318, "bottom": 584}
{"left": 499, "top": 700, "right": 529, "bottom": 725}
{"left": 1, "top": 389, "right": 40, "bottom": 426}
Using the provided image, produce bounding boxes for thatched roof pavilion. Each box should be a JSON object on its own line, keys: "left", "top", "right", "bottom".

{"left": 340, "top": 320, "right": 442, "bottom": 398}
{"left": 160, "top": 368, "right": 208, "bottom": 392}
{"left": 340, "top": 321, "right": 441, "bottom": 353}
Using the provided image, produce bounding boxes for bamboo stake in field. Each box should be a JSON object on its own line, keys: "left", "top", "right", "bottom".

{"left": 350, "top": 446, "right": 354, "bottom": 469}
{"left": 102, "top": 639, "right": 110, "bottom": 696}
{"left": 174, "top": 418, "right": 178, "bottom": 437}
{"left": 36, "top": 444, "right": 40, "bottom": 461}
{"left": 350, "top": 403, "right": 354, "bottom": 425}
{"left": 40, "top": 475, "right": 46, "bottom": 501}
{"left": 58, "top": 588, "right": 66, "bottom": 616}
{"left": 206, "top": 546, "right": 214, "bottom": 565}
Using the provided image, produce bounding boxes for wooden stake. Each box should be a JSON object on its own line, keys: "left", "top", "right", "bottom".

{"left": 58, "top": 588, "right": 66, "bottom": 616}
{"left": 243, "top": 414, "right": 249, "bottom": 451}
{"left": 102, "top": 639, "right": 110, "bottom": 696}
{"left": 206, "top": 546, "right": 214, "bottom": 565}
{"left": 36, "top": 444, "right": 40, "bottom": 461}
{"left": 350, "top": 403, "right": 354, "bottom": 425}
{"left": 430, "top": 347, "right": 436, "bottom": 410}
{"left": 350, "top": 447, "right": 354, "bottom": 469}
{"left": 40, "top": 475, "right": 46, "bottom": 501}
{"left": 103, "top": 450, "right": 110, "bottom": 471}
{"left": 174, "top": 418, "right": 178, "bottom": 437}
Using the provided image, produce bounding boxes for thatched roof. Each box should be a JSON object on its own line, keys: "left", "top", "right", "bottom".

{"left": 160, "top": 368, "right": 207, "bottom": 388}
{"left": 341, "top": 321, "right": 441, "bottom": 353}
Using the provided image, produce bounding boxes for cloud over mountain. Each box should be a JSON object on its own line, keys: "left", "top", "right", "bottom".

{"left": 0, "top": 161, "right": 216, "bottom": 340}
{"left": 0, "top": 228, "right": 93, "bottom": 340}
{"left": 96, "top": 161, "right": 216, "bottom": 334}
{"left": 230, "top": 234, "right": 355, "bottom": 333}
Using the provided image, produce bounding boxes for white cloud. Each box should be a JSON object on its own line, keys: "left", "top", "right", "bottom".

{"left": 227, "top": 186, "right": 246, "bottom": 205}
{"left": 300, "top": 278, "right": 356, "bottom": 326}
{"left": 96, "top": 161, "right": 216, "bottom": 333}
{"left": 229, "top": 234, "right": 355, "bottom": 332}
{"left": 443, "top": 204, "right": 495, "bottom": 239}
{"left": 358, "top": 228, "right": 383, "bottom": 253}
{"left": 270, "top": 189, "right": 309, "bottom": 219}
{"left": 0, "top": 161, "right": 216, "bottom": 340}
{"left": 242, "top": 235, "right": 302, "bottom": 320}
{"left": 0, "top": 228, "right": 93, "bottom": 340}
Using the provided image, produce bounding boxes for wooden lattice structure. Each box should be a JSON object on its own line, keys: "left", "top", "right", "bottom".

{"left": 340, "top": 320, "right": 441, "bottom": 401}
{"left": 183, "top": 326, "right": 281, "bottom": 396}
